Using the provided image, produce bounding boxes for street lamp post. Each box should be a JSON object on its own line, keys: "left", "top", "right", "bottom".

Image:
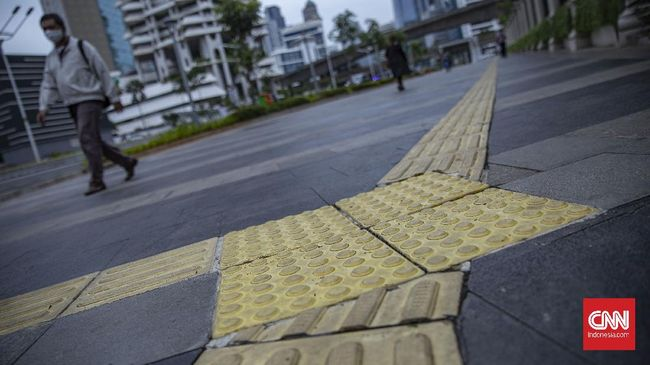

{"left": 1, "top": 6, "right": 40, "bottom": 162}
{"left": 164, "top": 20, "right": 199, "bottom": 124}
{"left": 324, "top": 46, "right": 336, "bottom": 89}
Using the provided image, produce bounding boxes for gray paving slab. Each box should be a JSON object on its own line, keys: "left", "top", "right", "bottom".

{"left": 489, "top": 69, "right": 650, "bottom": 155}
{"left": 502, "top": 153, "right": 650, "bottom": 209}
{"left": 468, "top": 196, "right": 650, "bottom": 365}
{"left": 0, "top": 323, "right": 50, "bottom": 365}
{"left": 458, "top": 293, "right": 588, "bottom": 365}
{"left": 498, "top": 59, "right": 641, "bottom": 98}
{"left": 489, "top": 108, "right": 650, "bottom": 171}
{"left": 15, "top": 272, "right": 219, "bottom": 365}
{"left": 483, "top": 163, "right": 539, "bottom": 186}
{"left": 148, "top": 349, "right": 203, "bottom": 365}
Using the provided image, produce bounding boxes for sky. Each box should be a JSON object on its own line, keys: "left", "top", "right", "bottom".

{"left": 0, "top": 0, "right": 395, "bottom": 55}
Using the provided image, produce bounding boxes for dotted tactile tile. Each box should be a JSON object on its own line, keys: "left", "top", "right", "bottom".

{"left": 221, "top": 206, "right": 360, "bottom": 269}
{"left": 380, "top": 63, "right": 497, "bottom": 184}
{"left": 225, "top": 272, "right": 463, "bottom": 345}
{"left": 213, "top": 230, "right": 424, "bottom": 336}
{"left": 199, "top": 321, "right": 461, "bottom": 365}
{"left": 0, "top": 273, "right": 97, "bottom": 335}
{"left": 336, "top": 172, "right": 487, "bottom": 228}
{"left": 371, "top": 188, "right": 598, "bottom": 272}
{"left": 63, "top": 238, "right": 218, "bottom": 316}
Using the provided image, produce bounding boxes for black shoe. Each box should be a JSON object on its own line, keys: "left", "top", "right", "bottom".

{"left": 84, "top": 181, "right": 106, "bottom": 196}
{"left": 398, "top": 85, "right": 405, "bottom": 92}
{"left": 125, "top": 158, "right": 138, "bottom": 182}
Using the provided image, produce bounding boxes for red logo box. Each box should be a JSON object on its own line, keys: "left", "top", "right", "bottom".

{"left": 583, "top": 298, "right": 635, "bottom": 351}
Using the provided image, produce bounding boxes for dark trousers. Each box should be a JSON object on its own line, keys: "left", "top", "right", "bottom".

{"left": 69, "top": 101, "right": 131, "bottom": 183}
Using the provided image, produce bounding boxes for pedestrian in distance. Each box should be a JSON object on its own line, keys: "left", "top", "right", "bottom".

{"left": 385, "top": 35, "right": 410, "bottom": 92}
{"left": 496, "top": 30, "right": 507, "bottom": 58}
{"left": 37, "top": 13, "right": 137, "bottom": 196}
{"left": 442, "top": 52, "right": 452, "bottom": 72}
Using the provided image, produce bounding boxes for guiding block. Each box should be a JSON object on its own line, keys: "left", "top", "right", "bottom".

{"left": 213, "top": 230, "right": 423, "bottom": 337}
{"left": 221, "top": 206, "right": 360, "bottom": 269}
{"left": 337, "top": 172, "right": 487, "bottom": 228}
{"left": 63, "top": 238, "right": 217, "bottom": 316}
{"left": 0, "top": 273, "right": 97, "bottom": 335}
{"left": 372, "top": 188, "right": 598, "bottom": 272}
{"left": 198, "top": 321, "right": 461, "bottom": 365}
{"left": 225, "top": 272, "right": 463, "bottom": 345}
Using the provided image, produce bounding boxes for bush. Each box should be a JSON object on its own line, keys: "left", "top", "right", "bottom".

{"left": 124, "top": 77, "right": 413, "bottom": 155}
{"left": 576, "top": 0, "right": 603, "bottom": 35}
{"left": 552, "top": 5, "right": 572, "bottom": 41}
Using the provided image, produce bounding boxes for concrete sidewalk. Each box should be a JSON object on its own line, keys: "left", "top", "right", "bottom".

{"left": 1, "top": 48, "right": 649, "bottom": 365}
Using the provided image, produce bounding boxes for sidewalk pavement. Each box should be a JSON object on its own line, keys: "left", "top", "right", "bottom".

{"left": 1, "top": 47, "right": 649, "bottom": 365}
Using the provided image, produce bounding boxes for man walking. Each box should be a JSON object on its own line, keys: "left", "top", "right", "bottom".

{"left": 37, "top": 13, "right": 137, "bottom": 196}
{"left": 385, "top": 35, "right": 410, "bottom": 92}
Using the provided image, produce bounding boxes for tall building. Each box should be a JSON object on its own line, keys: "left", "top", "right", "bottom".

{"left": 0, "top": 54, "right": 81, "bottom": 163}
{"left": 40, "top": 0, "right": 117, "bottom": 71}
{"left": 302, "top": 0, "right": 321, "bottom": 22}
{"left": 96, "top": 0, "right": 136, "bottom": 74}
{"left": 393, "top": 0, "right": 424, "bottom": 28}
{"left": 117, "top": 0, "right": 234, "bottom": 98}
{"left": 265, "top": 6, "right": 286, "bottom": 51}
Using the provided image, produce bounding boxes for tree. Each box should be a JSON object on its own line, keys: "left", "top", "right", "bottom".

{"left": 359, "top": 19, "right": 386, "bottom": 50}
{"left": 125, "top": 79, "right": 146, "bottom": 104}
{"left": 169, "top": 63, "right": 208, "bottom": 93}
{"left": 329, "top": 10, "right": 361, "bottom": 49}
{"left": 409, "top": 40, "right": 427, "bottom": 65}
{"left": 214, "top": 0, "right": 262, "bottom": 101}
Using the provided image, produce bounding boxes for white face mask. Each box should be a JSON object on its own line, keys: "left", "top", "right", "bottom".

{"left": 45, "top": 29, "right": 64, "bottom": 44}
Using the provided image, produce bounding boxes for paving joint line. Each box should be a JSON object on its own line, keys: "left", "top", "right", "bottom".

{"left": 466, "top": 290, "right": 598, "bottom": 365}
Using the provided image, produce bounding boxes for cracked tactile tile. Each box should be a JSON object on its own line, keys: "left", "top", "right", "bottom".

{"left": 220, "top": 206, "right": 360, "bottom": 269}
{"left": 212, "top": 230, "right": 423, "bottom": 337}
{"left": 222, "top": 272, "right": 463, "bottom": 345}
{"left": 371, "top": 188, "right": 598, "bottom": 272}
{"left": 0, "top": 274, "right": 97, "bottom": 336}
{"left": 337, "top": 172, "right": 487, "bottom": 228}
{"left": 199, "top": 321, "right": 461, "bottom": 365}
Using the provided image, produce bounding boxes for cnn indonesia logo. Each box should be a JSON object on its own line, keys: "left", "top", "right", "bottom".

{"left": 583, "top": 298, "right": 635, "bottom": 351}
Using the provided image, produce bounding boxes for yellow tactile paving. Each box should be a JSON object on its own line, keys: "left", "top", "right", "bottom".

{"left": 62, "top": 238, "right": 218, "bottom": 316}
{"left": 224, "top": 272, "right": 463, "bottom": 345}
{"left": 213, "top": 230, "right": 424, "bottom": 336}
{"left": 380, "top": 62, "right": 497, "bottom": 184}
{"left": 372, "top": 188, "right": 598, "bottom": 272}
{"left": 0, "top": 273, "right": 97, "bottom": 335}
{"left": 336, "top": 172, "right": 487, "bottom": 228}
{"left": 199, "top": 321, "right": 461, "bottom": 365}
{"left": 221, "top": 206, "right": 360, "bottom": 269}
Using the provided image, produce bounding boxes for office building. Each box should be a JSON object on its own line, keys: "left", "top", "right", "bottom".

{"left": 40, "top": 0, "right": 117, "bottom": 71}
{"left": 117, "top": 0, "right": 235, "bottom": 99}
{"left": 302, "top": 1, "right": 321, "bottom": 22}
{"left": 265, "top": 6, "right": 286, "bottom": 51}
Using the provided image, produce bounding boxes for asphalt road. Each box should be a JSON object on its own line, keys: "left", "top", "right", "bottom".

{"left": 1, "top": 47, "right": 649, "bottom": 365}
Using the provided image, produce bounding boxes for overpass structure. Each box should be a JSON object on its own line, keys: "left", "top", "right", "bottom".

{"left": 277, "top": 0, "right": 503, "bottom": 86}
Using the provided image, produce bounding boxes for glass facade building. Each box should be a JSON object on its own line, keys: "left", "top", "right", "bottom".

{"left": 97, "top": 0, "right": 135, "bottom": 74}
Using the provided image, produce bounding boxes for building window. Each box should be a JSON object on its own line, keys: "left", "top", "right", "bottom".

{"left": 281, "top": 51, "right": 303, "bottom": 63}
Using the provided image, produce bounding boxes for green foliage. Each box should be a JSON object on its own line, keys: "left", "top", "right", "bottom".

{"left": 552, "top": 5, "right": 572, "bottom": 41}
{"left": 359, "top": 19, "right": 386, "bottom": 50}
{"left": 576, "top": 0, "right": 603, "bottom": 35}
{"left": 125, "top": 79, "right": 145, "bottom": 104}
{"left": 213, "top": 0, "right": 262, "bottom": 99}
{"left": 213, "top": 0, "right": 261, "bottom": 41}
{"left": 408, "top": 40, "right": 428, "bottom": 63}
{"left": 601, "top": 0, "right": 625, "bottom": 27}
{"left": 329, "top": 10, "right": 361, "bottom": 49}
{"left": 497, "top": 0, "right": 514, "bottom": 25}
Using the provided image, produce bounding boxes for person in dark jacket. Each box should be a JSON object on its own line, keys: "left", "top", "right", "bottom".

{"left": 385, "top": 35, "right": 410, "bottom": 91}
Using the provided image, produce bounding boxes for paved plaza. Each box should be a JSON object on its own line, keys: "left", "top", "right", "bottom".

{"left": 1, "top": 48, "right": 649, "bottom": 364}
